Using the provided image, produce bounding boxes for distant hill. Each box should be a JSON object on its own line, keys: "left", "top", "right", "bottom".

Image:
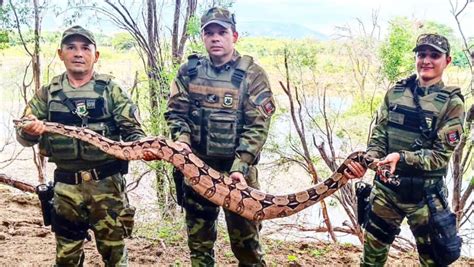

{"left": 238, "top": 21, "right": 328, "bottom": 40}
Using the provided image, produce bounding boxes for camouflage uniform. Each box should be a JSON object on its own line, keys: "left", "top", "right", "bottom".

{"left": 16, "top": 26, "right": 145, "bottom": 266}
{"left": 165, "top": 8, "right": 275, "bottom": 266}
{"left": 362, "top": 34, "right": 465, "bottom": 266}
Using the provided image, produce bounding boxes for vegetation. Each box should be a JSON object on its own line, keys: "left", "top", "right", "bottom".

{"left": 0, "top": 0, "right": 473, "bottom": 263}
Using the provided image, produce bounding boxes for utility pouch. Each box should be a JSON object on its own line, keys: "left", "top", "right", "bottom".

{"left": 381, "top": 176, "right": 424, "bottom": 203}
{"left": 51, "top": 210, "right": 90, "bottom": 241}
{"left": 355, "top": 181, "right": 372, "bottom": 227}
{"left": 397, "top": 177, "right": 424, "bottom": 203}
{"left": 206, "top": 111, "right": 237, "bottom": 158}
{"left": 173, "top": 168, "right": 185, "bottom": 207}
{"left": 426, "top": 191, "right": 462, "bottom": 265}
{"left": 36, "top": 182, "right": 54, "bottom": 226}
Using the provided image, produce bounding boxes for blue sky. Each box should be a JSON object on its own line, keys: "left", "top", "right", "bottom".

{"left": 41, "top": 0, "right": 474, "bottom": 39}
{"left": 232, "top": 0, "right": 474, "bottom": 38}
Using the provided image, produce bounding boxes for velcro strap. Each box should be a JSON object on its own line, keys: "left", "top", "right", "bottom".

{"left": 365, "top": 222, "right": 397, "bottom": 244}
{"left": 187, "top": 54, "right": 199, "bottom": 77}
{"left": 54, "top": 161, "right": 123, "bottom": 185}
{"left": 368, "top": 210, "right": 401, "bottom": 240}
{"left": 94, "top": 79, "right": 108, "bottom": 94}
{"left": 434, "top": 92, "right": 449, "bottom": 104}
{"left": 393, "top": 85, "right": 405, "bottom": 93}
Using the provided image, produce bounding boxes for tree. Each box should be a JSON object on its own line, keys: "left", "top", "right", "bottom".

{"left": 90, "top": 0, "right": 198, "bottom": 211}
{"left": 379, "top": 17, "right": 416, "bottom": 84}
{"left": 449, "top": 0, "right": 473, "bottom": 232}
{"left": 2, "top": 0, "right": 47, "bottom": 183}
{"left": 171, "top": 0, "right": 197, "bottom": 65}
{"left": 336, "top": 10, "right": 382, "bottom": 101}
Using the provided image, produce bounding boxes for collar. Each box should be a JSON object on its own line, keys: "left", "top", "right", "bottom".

{"left": 64, "top": 72, "right": 96, "bottom": 89}
{"left": 416, "top": 80, "right": 444, "bottom": 96}
{"left": 207, "top": 50, "right": 241, "bottom": 71}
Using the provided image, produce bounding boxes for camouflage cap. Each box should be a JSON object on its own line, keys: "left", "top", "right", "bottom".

{"left": 413, "top": 33, "right": 450, "bottom": 54}
{"left": 61, "top": 25, "right": 96, "bottom": 46}
{"left": 201, "top": 7, "right": 236, "bottom": 30}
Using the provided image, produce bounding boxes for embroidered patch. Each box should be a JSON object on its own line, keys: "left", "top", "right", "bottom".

{"left": 260, "top": 98, "right": 275, "bottom": 118}
{"left": 223, "top": 94, "right": 233, "bottom": 107}
{"left": 206, "top": 94, "right": 218, "bottom": 103}
{"left": 388, "top": 111, "right": 404, "bottom": 125}
{"left": 86, "top": 99, "right": 96, "bottom": 109}
{"left": 446, "top": 130, "right": 460, "bottom": 146}
{"left": 75, "top": 101, "right": 88, "bottom": 116}
{"left": 425, "top": 117, "right": 433, "bottom": 129}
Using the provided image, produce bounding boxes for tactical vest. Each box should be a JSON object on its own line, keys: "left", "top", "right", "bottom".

{"left": 39, "top": 73, "right": 118, "bottom": 163}
{"left": 386, "top": 78, "right": 462, "bottom": 177}
{"left": 184, "top": 54, "right": 253, "bottom": 159}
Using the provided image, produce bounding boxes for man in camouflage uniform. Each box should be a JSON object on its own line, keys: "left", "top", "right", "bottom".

{"left": 346, "top": 33, "right": 465, "bottom": 266}
{"left": 164, "top": 7, "right": 274, "bottom": 266}
{"left": 16, "top": 26, "right": 145, "bottom": 266}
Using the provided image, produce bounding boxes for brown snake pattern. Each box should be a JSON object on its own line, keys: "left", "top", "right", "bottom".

{"left": 14, "top": 119, "right": 381, "bottom": 221}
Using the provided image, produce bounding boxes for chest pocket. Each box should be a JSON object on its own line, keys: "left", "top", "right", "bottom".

{"left": 206, "top": 111, "right": 238, "bottom": 158}
{"left": 388, "top": 104, "right": 437, "bottom": 134}
{"left": 79, "top": 123, "right": 115, "bottom": 161}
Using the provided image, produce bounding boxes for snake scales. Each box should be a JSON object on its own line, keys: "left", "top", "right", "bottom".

{"left": 14, "top": 118, "right": 383, "bottom": 221}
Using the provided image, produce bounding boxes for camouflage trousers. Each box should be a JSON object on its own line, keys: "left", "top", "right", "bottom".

{"left": 52, "top": 173, "right": 135, "bottom": 267}
{"left": 361, "top": 179, "right": 448, "bottom": 267}
{"left": 179, "top": 160, "right": 266, "bottom": 267}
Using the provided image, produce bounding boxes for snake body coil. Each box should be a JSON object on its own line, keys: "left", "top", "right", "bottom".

{"left": 14, "top": 119, "right": 375, "bottom": 221}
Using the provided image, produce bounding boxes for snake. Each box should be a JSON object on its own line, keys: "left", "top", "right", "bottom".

{"left": 13, "top": 118, "right": 395, "bottom": 221}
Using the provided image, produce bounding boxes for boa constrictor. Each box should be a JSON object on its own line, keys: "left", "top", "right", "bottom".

{"left": 14, "top": 118, "right": 389, "bottom": 221}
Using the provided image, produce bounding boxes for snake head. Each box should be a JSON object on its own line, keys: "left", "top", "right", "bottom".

{"left": 376, "top": 165, "right": 400, "bottom": 186}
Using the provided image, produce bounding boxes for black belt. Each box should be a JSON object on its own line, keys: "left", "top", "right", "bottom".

{"left": 54, "top": 161, "right": 124, "bottom": 185}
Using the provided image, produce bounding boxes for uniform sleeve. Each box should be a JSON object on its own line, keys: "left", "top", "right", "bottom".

{"left": 164, "top": 65, "right": 192, "bottom": 145}
{"left": 400, "top": 95, "right": 465, "bottom": 171}
{"left": 16, "top": 86, "right": 49, "bottom": 147}
{"left": 366, "top": 92, "right": 389, "bottom": 159}
{"left": 231, "top": 64, "right": 275, "bottom": 173}
{"left": 109, "top": 83, "right": 146, "bottom": 142}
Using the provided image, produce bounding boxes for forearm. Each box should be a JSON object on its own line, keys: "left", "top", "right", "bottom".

{"left": 366, "top": 125, "right": 388, "bottom": 159}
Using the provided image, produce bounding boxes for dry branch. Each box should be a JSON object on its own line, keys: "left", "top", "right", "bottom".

{"left": 0, "top": 173, "right": 35, "bottom": 193}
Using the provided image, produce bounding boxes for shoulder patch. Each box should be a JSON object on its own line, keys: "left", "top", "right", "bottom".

{"left": 446, "top": 129, "right": 461, "bottom": 146}
{"left": 440, "top": 123, "right": 463, "bottom": 147}
{"left": 259, "top": 97, "right": 276, "bottom": 118}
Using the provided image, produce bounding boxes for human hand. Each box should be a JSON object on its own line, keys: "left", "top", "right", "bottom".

{"left": 376, "top": 152, "right": 400, "bottom": 175}
{"left": 229, "top": 172, "right": 248, "bottom": 187}
{"left": 21, "top": 115, "right": 45, "bottom": 136}
{"left": 343, "top": 161, "right": 367, "bottom": 179}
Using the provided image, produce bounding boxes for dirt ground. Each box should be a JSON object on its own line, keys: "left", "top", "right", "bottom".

{"left": 1, "top": 185, "right": 473, "bottom": 266}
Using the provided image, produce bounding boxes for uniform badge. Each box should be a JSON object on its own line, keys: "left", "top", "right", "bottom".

{"left": 206, "top": 94, "right": 218, "bottom": 103}
{"left": 223, "top": 94, "right": 233, "bottom": 107}
{"left": 75, "top": 101, "right": 88, "bottom": 117}
{"left": 425, "top": 117, "right": 433, "bottom": 129}
{"left": 446, "top": 130, "right": 460, "bottom": 146}
{"left": 259, "top": 98, "right": 276, "bottom": 118}
{"left": 263, "top": 100, "right": 275, "bottom": 116}
{"left": 86, "top": 99, "right": 96, "bottom": 109}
